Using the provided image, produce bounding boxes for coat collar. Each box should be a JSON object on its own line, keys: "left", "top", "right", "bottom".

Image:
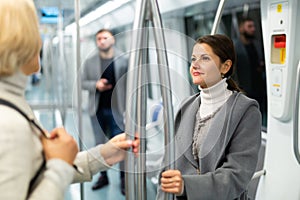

{"left": 0, "top": 70, "right": 27, "bottom": 96}
{"left": 0, "top": 70, "right": 35, "bottom": 119}
{"left": 175, "top": 93, "right": 201, "bottom": 168}
{"left": 175, "top": 92, "right": 239, "bottom": 168}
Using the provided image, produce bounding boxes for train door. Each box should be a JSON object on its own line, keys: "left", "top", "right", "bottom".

{"left": 256, "top": 0, "right": 300, "bottom": 199}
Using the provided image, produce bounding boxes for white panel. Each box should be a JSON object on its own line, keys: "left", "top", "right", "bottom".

{"left": 256, "top": 0, "right": 300, "bottom": 199}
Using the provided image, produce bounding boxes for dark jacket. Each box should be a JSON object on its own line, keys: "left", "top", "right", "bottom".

{"left": 81, "top": 48, "right": 128, "bottom": 130}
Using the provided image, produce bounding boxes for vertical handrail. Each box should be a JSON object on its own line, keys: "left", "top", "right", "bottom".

{"left": 210, "top": 0, "right": 227, "bottom": 35}
{"left": 125, "top": 0, "right": 175, "bottom": 199}
{"left": 150, "top": 0, "right": 175, "bottom": 199}
{"left": 74, "top": 0, "right": 84, "bottom": 199}
{"left": 57, "top": 8, "right": 68, "bottom": 123}
{"left": 136, "top": 20, "right": 150, "bottom": 200}
{"left": 125, "top": 0, "right": 147, "bottom": 199}
{"left": 57, "top": 10, "right": 63, "bottom": 119}
{"left": 293, "top": 60, "right": 300, "bottom": 164}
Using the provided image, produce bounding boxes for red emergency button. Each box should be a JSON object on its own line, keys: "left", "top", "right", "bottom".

{"left": 274, "top": 34, "right": 286, "bottom": 48}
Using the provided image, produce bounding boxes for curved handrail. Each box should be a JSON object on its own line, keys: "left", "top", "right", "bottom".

{"left": 251, "top": 169, "right": 266, "bottom": 180}
{"left": 293, "top": 60, "right": 300, "bottom": 165}
{"left": 211, "top": 0, "right": 227, "bottom": 35}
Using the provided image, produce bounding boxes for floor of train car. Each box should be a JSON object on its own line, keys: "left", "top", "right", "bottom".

{"left": 25, "top": 75, "right": 157, "bottom": 200}
{"left": 25, "top": 74, "right": 265, "bottom": 200}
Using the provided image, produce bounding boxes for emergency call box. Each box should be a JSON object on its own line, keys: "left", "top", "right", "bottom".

{"left": 267, "top": 1, "right": 292, "bottom": 120}
{"left": 271, "top": 34, "right": 286, "bottom": 64}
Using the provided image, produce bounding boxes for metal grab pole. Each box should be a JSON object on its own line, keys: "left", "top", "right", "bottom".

{"left": 210, "top": 0, "right": 227, "bottom": 35}
{"left": 125, "top": 0, "right": 147, "bottom": 199}
{"left": 57, "top": 9, "right": 67, "bottom": 123}
{"left": 74, "top": 0, "right": 84, "bottom": 199}
{"left": 136, "top": 20, "right": 150, "bottom": 200}
{"left": 126, "top": 0, "right": 175, "bottom": 199}
{"left": 150, "top": 0, "right": 175, "bottom": 199}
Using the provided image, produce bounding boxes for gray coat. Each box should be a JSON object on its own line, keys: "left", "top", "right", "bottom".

{"left": 157, "top": 92, "right": 261, "bottom": 200}
{"left": 81, "top": 48, "right": 128, "bottom": 130}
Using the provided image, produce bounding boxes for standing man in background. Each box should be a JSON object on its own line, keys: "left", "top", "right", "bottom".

{"left": 81, "top": 29, "right": 128, "bottom": 195}
{"left": 234, "top": 17, "right": 267, "bottom": 125}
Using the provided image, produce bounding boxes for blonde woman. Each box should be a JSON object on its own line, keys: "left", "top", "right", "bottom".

{"left": 0, "top": 0, "right": 138, "bottom": 199}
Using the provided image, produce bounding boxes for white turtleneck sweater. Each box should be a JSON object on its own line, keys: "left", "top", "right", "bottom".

{"left": 199, "top": 79, "right": 233, "bottom": 118}
{"left": 192, "top": 79, "right": 233, "bottom": 162}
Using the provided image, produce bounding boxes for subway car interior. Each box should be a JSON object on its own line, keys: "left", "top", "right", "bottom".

{"left": 25, "top": 0, "right": 300, "bottom": 199}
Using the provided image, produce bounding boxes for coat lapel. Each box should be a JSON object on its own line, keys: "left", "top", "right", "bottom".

{"left": 89, "top": 50, "right": 102, "bottom": 79}
{"left": 199, "top": 93, "right": 239, "bottom": 173}
{"left": 175, "top": 94, "right": 200, "bottom": 168}
{"left": 199, "top": 102, "right": 228, "bottom": 159}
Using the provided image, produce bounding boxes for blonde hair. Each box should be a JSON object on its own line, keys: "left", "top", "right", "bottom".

{"left": 0, "top": 0, "right": 40, "bottom": 76}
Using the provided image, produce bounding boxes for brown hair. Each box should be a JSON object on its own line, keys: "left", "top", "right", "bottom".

{"left": 95, "top": 28, "right": 114, "bottom": 37}
{"left": 239, "top": 17, "right": 254, "bottom": 27}
{"left": 196, "top": 34, "right": 241, "bottom": 92}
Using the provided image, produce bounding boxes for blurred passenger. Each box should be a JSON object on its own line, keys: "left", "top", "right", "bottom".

{"left": 30, "top": 47, "right": 42, "bottom": 85}
{"left": 234, "top": 17, "right": 267, "bottom": 125}
{"left": 0, "top": 0, "right": 138, "bottom": 199}
{"left": 156, "top": 34, "right": 261, "bottom": 200}
{"left": 81, "top": 28, "right": 128, "bottom": 194}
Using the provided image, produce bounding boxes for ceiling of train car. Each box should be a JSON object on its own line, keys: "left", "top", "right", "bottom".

{"left": 33, "top": 0, "right": 107, "bottom": 13}
{"left": 34, "top": 0, "right": 109, "bottom": 25}
{"left": 34, "top": 0, "right": 111, "bottom": 36}
{"left": 35, "top": 0, "right": 261, "bottom": 37}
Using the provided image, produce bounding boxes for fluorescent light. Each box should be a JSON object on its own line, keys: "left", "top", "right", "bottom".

{"left": 65, "top": 0, "right": 131, "bottom": 32}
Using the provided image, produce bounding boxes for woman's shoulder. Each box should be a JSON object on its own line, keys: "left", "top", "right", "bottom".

{"left": 0, "top": 106, "right": 32, "bottom": 133}
{"left": 182, "top": 92, "right": 200, "bottom": 104}
{"left": 0, "top": 106, "right": 37, "bottom": 157}
{"left": 173, "top": 93, "right": 200, "bottom": 116}
{"left": 233, "top": 92, "right": 259, "bottom": 107}
{"left": 227, "top": 92, "right": 260, "bottom": 118}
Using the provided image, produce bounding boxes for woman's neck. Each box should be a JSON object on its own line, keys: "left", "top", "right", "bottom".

{"left": 199, "top": 79, "right": 232, "bottom": 117}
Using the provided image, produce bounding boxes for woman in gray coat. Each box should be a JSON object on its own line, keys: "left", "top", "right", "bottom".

{"left": 157, "top": 34, "right": 261, "bottom": 200}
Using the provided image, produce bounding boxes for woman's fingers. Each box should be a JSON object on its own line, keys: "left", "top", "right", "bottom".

{"left": 160, "top": 170, "right": 183, "bottom": 195}
{"left": 115, "top": 140, "right": 133, "bottom": 149}
{"left": 162, "top": 169, "right": 181, "bottom": 177}
{"left": 110, "top": 133, "right": 140, "bottom": 153}
{"left": 42, "top": 127, "right": 78, "bottom": 165}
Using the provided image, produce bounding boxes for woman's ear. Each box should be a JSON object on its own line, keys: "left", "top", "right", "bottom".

{"left": 221, "top": 59, "right": 232, "bottom": 75}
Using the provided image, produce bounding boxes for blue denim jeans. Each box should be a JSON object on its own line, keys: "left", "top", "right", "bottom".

{"left": 91, "top": 108, "right": 123, "bottom": 145}
{"left": 97, "top": 108, "right": 123, "bottom": 137}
